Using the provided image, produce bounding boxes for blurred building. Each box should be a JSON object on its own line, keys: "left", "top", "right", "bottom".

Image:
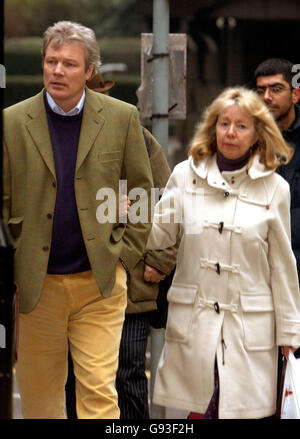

{"left": 141, "top": 0, "right": 300, "bottom": 166}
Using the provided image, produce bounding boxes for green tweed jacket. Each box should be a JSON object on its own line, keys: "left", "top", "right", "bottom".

{"left": 126, "top": 129, "right": 178, "bottom": 314}
{"left": 3, "top": 87, "right": 154, "bottom": 313}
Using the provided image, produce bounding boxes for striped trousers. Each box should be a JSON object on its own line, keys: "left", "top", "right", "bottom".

{"left": 116, "top": 312, "right": 151, "bottom": 419}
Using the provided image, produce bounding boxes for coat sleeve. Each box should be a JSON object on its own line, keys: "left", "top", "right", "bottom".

{"left": 143, "top": 128, "right": 178, "bottom": 274}
{"left": 119, "top": 107, "right": 154, "bottom": 272}
{"left": 146, "top": 163, "right": 183, "bottom": 251}
{"left": 268, "top": 179, "right": 300, "bottom": 348}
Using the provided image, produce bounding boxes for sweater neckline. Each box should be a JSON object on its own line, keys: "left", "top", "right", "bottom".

{"left": 216, "top": 148, "right": 251, "bottom": 173}
{"left": 44, "top": 91, "right": 83, "bottom": 121}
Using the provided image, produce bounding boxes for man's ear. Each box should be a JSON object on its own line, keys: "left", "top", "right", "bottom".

{"left": 292, "top": 88, "right": 300, "bottom": 104}
{"left": 86, "top": 65, "right": 94, "bottom": 82}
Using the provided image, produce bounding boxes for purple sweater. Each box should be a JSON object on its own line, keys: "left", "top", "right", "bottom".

{"left": 216, "top": 148, "right": 251, "bottom": 172}
{"left": 44, "top": 94, "right": 91, "bottom": 274}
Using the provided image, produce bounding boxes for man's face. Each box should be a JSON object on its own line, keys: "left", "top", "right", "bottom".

{"left": 255, "top": 73, "right": 296, "bottom": 122}
{"left": 43, "top": 40, "right": 93, "bottom": 112}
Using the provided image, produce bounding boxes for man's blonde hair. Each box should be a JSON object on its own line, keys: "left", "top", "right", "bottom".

{"left": 42, "top": 21, "right": 101, "bottom": 77}
{"left": 189, "top": 86, "right": 292, "bottom": 169}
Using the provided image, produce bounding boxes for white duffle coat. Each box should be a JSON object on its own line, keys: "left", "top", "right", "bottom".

{"left": 147, "top": 154, "right": 300, "bottom": 419}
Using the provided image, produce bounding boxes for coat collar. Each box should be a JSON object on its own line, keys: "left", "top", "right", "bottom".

{"left": 25, "top": 87, "right": 105, "bottom": 178}
{"left": 189, "top": 153, "right": 274, "bottom": 185}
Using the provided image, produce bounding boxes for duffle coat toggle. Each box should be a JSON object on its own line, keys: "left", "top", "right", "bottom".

{"left": 197, "top": 297, "right": 238, "bottom": 313}
{"left": 203, "top": 220, "right": 243, "bottom": 235}
{"left": 200, "top": 258, "right": 240, "bottom": 274}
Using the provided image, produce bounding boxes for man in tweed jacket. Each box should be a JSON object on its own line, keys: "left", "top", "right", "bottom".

{"left": 2, "top": 21, "right": 153, "bottom": 419}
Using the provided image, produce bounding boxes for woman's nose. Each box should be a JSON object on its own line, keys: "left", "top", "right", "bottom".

{"left": 226, "top": 124, "right": 236, "bottom": 136}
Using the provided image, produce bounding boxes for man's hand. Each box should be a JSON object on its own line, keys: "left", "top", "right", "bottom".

{"left": 144, "top": 264, "right": 166, "bottom": 283}
{"left": 118, "top": 194, "right": 131, "bottom": 218}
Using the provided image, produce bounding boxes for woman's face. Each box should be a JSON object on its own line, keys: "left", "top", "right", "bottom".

{"left": 216, "top": 104, "right": 258, "bottom": 160}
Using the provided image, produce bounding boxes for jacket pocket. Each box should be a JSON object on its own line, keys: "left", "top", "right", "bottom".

{"left": 98, "top": 151, "right": 120, "bottom": 163}
{"left": 240, "top": 292, "right": 275, "bottom": 351}
{"left": 165, "top": 284, "right": 197, "bottom": 343}
{"left": 8, "top": 216, "right": 24, "bottom": 248}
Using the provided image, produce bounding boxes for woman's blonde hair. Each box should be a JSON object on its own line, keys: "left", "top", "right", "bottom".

{"left": 188, "top": 86, "right": 292, "bottom": 169}
{"left": 42, "top": 21, "right": 101, "bottom": 78}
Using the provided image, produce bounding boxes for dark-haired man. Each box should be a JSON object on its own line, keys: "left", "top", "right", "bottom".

{"left": 255, "top": 58, "right": 300, "bottom": 280}
{"left": 255, "top": 58, "right": 300, "bottom": 408}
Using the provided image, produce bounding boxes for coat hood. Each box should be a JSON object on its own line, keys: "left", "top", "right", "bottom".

{"left": 189, "top": 153, "right": 274, "bottom": 183}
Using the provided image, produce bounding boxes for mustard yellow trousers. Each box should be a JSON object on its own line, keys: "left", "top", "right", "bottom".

{"left": 16, "top": 262, "right": 127, "bottom": 419}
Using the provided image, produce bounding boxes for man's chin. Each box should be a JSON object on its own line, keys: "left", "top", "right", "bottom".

{"left": 266, "top": 107, "right": 279, "bottom": 120}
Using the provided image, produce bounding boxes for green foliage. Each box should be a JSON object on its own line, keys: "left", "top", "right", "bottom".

{"left": 4, "top": 75, "right": 44, "bottom": 107}
{"left": 5, "top": 0, "right": 147, "bottom": 38}
{"left": 5, "top": 39, "right": 43, "bottom": 75}
{"left": 5, "top": 0, "right": 93, "bottom": 37}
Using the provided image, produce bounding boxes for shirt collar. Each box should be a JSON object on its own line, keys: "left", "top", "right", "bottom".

{"left": 46, "top": 90, "right": 85, "bottom": 116}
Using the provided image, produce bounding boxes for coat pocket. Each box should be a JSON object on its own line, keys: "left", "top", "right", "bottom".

{"left": 240, "top": 292, "right": 275, "bottom": 351}
{"left": 165, "top": 284, "right": 197, "bottom": 343}
{"left": 111, "top": 224, "right": 126, "bottom": 242}
{"left": 8, "top": 216, "right": 24, "bottom": 248}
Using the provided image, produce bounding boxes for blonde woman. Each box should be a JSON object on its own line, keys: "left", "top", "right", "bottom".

{"left": 147, "top": 87, "right": 300, "bottom": 419}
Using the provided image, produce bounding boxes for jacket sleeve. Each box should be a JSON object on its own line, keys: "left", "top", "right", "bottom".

{"left": 268, "top": 179, "right": 300, "bottom": 348}
{"left": 147, "top": 164, "right": 182, "bottom": 251}
{"left": 144, "top": 244, "right": 178, "bottom": 275}
{"left": 119, "top": 107, "right": 154, "bottom": 272}
{"left": 143, "top": 128, "right": 178, "bottom": 274}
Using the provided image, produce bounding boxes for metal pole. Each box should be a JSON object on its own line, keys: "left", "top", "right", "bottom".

{"left": 152, "top": 0, "right": 169, "bottom": 155}
{"left": 150, "top": 0, "right": 169, "bottom": 419}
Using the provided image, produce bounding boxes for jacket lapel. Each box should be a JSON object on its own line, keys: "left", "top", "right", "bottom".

{"left": 76, "top": 87, "right": 105, "bottom": 172}
{"left": 25, "top": 91, "right": 56, "bottom": 180}
{"left": 25, "top": 88, "right": 105, "bottom": 177}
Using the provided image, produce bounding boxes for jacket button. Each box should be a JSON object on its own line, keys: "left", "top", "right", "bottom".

{"left": 193, "top": 179, "right": 196, "bottom": 184}
{"left": 46, "top": 213, "right": 52, "bottom": 219}
{"left": 42, "top": 246, "right": 49, "bottom": 251}
{"left": 224, "top": 191, "right": 229, "bottom": 198}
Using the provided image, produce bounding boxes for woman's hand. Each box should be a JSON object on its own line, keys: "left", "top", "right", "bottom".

{"left": 144, "top": 264, "right": 166, "bottom": 283}
{"left": 281, "top": 346, "right": 298, "bottom": 361}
